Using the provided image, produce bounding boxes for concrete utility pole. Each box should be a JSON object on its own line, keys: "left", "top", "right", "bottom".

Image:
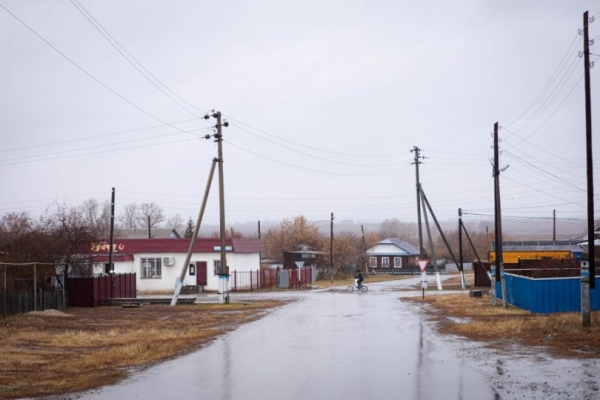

{"left": 410, "top": 146, "right": 425, "bottom": 257}
{"left": 207, "top": 111, "right": 230, "bottom": 304}
{"left": 581, "top": 10, "right": 595, "bottom": 327}
{"left": 458, "top": 208, "right": 463, "bottom": 281}
{"left": 170, "top": 159, "right": 218, "bottom": 306}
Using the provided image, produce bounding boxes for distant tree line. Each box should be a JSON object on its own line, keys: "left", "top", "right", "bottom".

{"left": 0, "top": 199, "right": 493, "bottom": 285}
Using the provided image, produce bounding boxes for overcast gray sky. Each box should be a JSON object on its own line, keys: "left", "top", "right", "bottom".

{"left": 1, "top": 0, "right": 599, "bottom": 232}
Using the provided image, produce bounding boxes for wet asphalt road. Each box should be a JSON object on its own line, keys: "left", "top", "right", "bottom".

{"left": 82, "top": 278, "right": 500, "bottom": 400}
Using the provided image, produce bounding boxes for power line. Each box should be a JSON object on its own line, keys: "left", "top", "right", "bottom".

{"left": 227, "top": 118, "right": 403, "bottom": 159}
{"left": 501, "top": 175, "right": 585, "bottom": 208}
{"left": 461, "top": 212, "right": 587, "bottom": 222}
{"left": 69, "top": 0, "right": 210, "bottom": 119}
{"left": 225, "top": 140, "right": 410, "bottom": 177}
{"left": 0, "top": 135, "right": 200, "bottom": 167}
{"left": 504, "top": 32, "right": 580, "bottom": 129}
{"left": 0, "top": 2, "right": 207, "bottom": 140}
{"left": 509, "top": 57, "right": 582, "bottom": 137}
{"left": 0, "top": 117, "right": 203, "bottom": 154}
{"left": 230, "top": 123, "right": 403, "bottom": 168}
{"left": 501, "top": 147, "right": 584, "bottom": 185}
{"left": 501, "top": 126, "right": 582, "bottom": 167}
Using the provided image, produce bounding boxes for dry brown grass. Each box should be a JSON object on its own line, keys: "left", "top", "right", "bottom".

{"left": 404, "top": 293, "right": 600, "bottom": 358}
{"left": 0, "top": 301, "right": 286, "bottom": 399}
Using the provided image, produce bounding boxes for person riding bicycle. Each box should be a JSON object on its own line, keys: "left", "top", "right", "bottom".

{"left": 355, "top": 270, "right": 364, "bottom": 288}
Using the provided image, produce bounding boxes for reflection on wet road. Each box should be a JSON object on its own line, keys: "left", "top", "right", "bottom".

{"left": 84, "top": 278, "right": 499, "bottom": 399}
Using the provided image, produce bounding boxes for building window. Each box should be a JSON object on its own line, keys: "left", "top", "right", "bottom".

{"left": 382, "top": 257, "right": 389, "bottom": 268}
{"left": 394, "top": 257, "right": 402, "bottom": 268}
{"left": 369, "top": 257, "right": 377, "bottom": 268}
{"left": 189, "top": 264, "right": 195, "bottom": 276}
{"left": 141, "top": 258, "right": 162, "bottom": 279}
{"left": 213, "top": 260, "right": 221, "bottom": 275}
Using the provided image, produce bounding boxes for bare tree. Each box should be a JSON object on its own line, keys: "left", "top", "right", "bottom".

{"left": 0, "top": 203, "right": 101, "bottom": 291}
{"left": 165, "top": 213, "right": 184, "bottom": 234}
{"left": 119, "top": 203, "right": 138, "bottom": 228}
{"left": 137, "top": 202, "right": 164, "bottom": 229}
{"left": 80, "top": 198, "right": 111, "bottom": 237}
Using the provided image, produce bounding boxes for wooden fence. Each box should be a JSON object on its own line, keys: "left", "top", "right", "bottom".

{"left": 68, "top": 273, "right": 136, "bottom": 307}
{"left": 1, "top": 289, "right": 67, "bottom": 317}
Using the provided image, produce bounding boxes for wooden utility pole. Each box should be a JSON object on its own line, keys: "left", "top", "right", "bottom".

{"left": 411, "top": 146, "right": 425, "bottom": 257}
{"left": 330, "top": 212, "right": 334, "bottom": 283}
{"left": 493, "top": 122, "right": 506, "bottom": 307}
{"left": 553, "top": 209, "right": 556, "bottom": 247}
{"left": 108, "top": 188, "right": 116, "bottom": 300}
{"left": 108, "top": 187, "right": 115, "bottom": 274}
{"left": 582, "top": 10, "right": 595, "bottom": 327}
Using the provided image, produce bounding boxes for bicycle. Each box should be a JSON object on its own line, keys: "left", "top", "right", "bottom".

{"left": 346, "top": 283, "right": 368, "bottom": 293}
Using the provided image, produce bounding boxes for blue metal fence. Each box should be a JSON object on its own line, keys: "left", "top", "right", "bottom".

{"left": 496, "top": 273, "right": 600, "bottom": 313}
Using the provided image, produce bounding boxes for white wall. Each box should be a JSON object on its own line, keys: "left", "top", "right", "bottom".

{"left": 94, "top": 251, "right": 260, "bottom": 292}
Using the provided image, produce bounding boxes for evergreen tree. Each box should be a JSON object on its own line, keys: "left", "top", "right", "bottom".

{"left": 184, "top": 217, "right": 195, "bottom": 238}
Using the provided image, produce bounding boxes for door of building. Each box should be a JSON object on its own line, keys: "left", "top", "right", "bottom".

{"left": 196, "top": 261, "right": 207, "bottom": 286}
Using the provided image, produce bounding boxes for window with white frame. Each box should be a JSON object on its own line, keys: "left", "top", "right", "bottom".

{"left": 213, "top": 260, "right": 221, "bottom": 275}
{"left": 394, "top": 257, "right": 402, "bottom": 268}
{"left": 369, "top": 257, "right": 377, "bottom": 268}
{"left": 382, "top": 257, "right": 390, "bottom": 268}
{"left": 141, "top": 258, "right": 162, "bottom": 279}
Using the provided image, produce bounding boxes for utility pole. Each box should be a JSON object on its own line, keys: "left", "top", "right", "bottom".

{"left": 108, "top": 187, "right": 115, "bottom": 274}
{"left": 553, "top": 209, "right": 556, "bottom": 247}
{"left": 109, "top": 187, "right": 116, "bottom": 300}
{"left": 330, "top": 212, "right": 334, "bottom": 283}
{"left": 147, "top": 215, "right": 151, "bottom": 239}
{"left": 411, "top": 146, "right": 425, "bottom": 257}
{"left": 258, "top": 220, "right": 262, "bottom": 266}
{"left": 170, "top": 159, "right": 218, "bottom": 306}
{"left": 581, "top": 10, "right": 595, "bottom": 327}
{"left": 360, "top": 225, "right": 367, "bottom": 274}
{"left": 493, "top": 122, "right": 508, "bottom": 307}
{"left": 458, "top": 208, "right": 463, "bottom": 280}
{"left": 205, "top": 111, "right": 230, "bottom": 304}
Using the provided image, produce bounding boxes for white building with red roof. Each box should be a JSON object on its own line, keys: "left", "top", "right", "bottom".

{"left": 90, "top": 238, "right": 263, "bottom": 292}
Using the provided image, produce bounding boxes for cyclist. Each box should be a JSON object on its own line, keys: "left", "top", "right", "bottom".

{"left": 355, "top": 270, "right": 364, "bottom": 289}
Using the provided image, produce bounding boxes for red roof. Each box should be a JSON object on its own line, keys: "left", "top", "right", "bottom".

{"left": 91, "top": 238, "right": 263, "bottom": 255}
